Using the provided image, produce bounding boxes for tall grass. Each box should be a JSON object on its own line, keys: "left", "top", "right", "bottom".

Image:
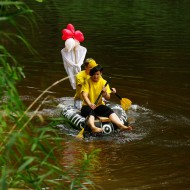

{"left": 0, "top": 1, "right": 99, "bottom": 189}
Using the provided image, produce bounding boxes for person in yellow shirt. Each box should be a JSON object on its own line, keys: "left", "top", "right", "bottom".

{"left": 74, "top": 58, "right": 97, "bottom": 109}
{"left": 81, "top": 64, "right": 132, "bottom": 133}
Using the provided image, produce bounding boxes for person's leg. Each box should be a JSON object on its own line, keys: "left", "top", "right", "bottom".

{"left": 81, "top": 105, "right": 92, "bottom": 117}
{"left": 109, "top": 113, "right": 132, "bottom": 131}
{"left": 81, "top": 105, "right": 103, "bottom": 133}
{"left": 87, "top": 115, "right": 103, "bottom": 133}
{"left": 95, "top": 105, "right": 114, "bottom": 117}
{"left": 96, "top": 105, "right": 132, "bottom": 131}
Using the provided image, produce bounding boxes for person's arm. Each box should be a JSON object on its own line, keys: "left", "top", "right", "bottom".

{"left": 102, "top": 86, "right": 110, "bottom": 100}
{"left": 82, "top": 92, "right": 96, "bottom": 109}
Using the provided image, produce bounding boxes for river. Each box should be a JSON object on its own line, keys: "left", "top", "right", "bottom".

{"left": 16, "top": 0, "right": 190, "bottom": 189}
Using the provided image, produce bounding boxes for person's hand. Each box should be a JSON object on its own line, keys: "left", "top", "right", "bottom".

{"left": 111, "top": 88, "right": 116, "bottom": 94}
{"left": 102, "top": 86, "right": 107, "bottom": 93}
{"left": 90, "top": 103, "right": 96, "bottom": 110}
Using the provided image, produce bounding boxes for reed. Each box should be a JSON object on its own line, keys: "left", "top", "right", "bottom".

{"left": 0, "top": 1, "right": 99, "bottom": 189}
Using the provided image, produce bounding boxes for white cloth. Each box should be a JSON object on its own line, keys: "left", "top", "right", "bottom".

{"left": 61, "top": 45, "right": 87, "bottom": 89}
{"left": 74, "top": 99, "right": 82, "bottom": 110}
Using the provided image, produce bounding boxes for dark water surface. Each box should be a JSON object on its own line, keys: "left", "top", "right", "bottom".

{"left": 16, "top": 0, "right": 190, "bottom": 189}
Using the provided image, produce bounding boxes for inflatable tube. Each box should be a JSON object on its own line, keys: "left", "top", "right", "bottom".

{"left": 59, "top": 103, "right": 128, "bottom": 135}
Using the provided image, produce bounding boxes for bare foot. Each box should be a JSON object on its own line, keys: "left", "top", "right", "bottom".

{"left": 120, "top": 125, "right": 132, "bottom": 131}
{"left": 91, "top": 127, "right": 103, "bottom": 133}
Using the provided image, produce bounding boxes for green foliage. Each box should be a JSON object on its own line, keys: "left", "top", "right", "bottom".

{"left": 1, "top": 128, "right": 64, "bottom": 189}
{"left": 35, "top": 0, "right": 44, "bottom": 2}
{"left": 0, "top": 0, "right": 100, "bottom": 189}
{"left": 70, "top": 149, "right": 101, "bottom": 189}
{"left": 1, "top": 126, "right": 100, "bottom": 189}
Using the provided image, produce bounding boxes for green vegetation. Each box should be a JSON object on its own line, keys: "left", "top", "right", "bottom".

{"left": 0, "top": 1, "right": 99, "bottom": 189}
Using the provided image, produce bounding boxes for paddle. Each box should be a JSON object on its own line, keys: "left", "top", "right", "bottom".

{"left": 76, "top": 81, "right": 109, "bottom": 139}
{"left": 111, "top": 89, "right": 132, "bottom": 110}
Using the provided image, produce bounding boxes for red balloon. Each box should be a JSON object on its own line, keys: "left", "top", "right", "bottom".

{"left": 74, "top": 30, "right": 84, "bottom": 42}
{"left": 61, "top": 24, "right": 84, "bottom": 42}
{"left": 62, "top": 29, "right": 73, "bottom": 40}
{"left": 62, "top": 35, "right": 66, "bottom": 41}
{"left": 67, "top": 24, "right": 75, "bottom": 33}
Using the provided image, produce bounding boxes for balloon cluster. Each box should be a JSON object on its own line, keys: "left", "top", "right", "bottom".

{"left": 62, "top": 24, "right": 84, "bottom": 42}
{"left": 62, "top": 24, "right": 84, "bottom": 51}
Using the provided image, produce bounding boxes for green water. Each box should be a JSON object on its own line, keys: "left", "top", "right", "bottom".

{"left": 15, "top": 0, "right": 190, "bottom": 189}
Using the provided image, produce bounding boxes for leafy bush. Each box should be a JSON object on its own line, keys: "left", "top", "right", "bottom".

{"left": 0, "top": 1, "right": 99, "bottom": 189}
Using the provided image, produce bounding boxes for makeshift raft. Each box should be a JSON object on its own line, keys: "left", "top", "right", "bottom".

{"left": 58, "top": 103, "right": 128, "bottom": 135}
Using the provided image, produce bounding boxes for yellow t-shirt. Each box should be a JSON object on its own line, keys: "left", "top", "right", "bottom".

{"left": 81, "top": 77, "right": 111, "bottom": 106}
{"left": 74, "top": 70, "right": 90, "bottom": 100}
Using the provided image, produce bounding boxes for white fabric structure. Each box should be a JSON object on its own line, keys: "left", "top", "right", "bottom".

{"left": 61, "top": 45, "right": 87, "bottom": 89}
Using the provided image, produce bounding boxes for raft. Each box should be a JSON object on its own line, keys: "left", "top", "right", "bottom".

{"left": 58, "top": 102, "right": 128, "bottom": 135}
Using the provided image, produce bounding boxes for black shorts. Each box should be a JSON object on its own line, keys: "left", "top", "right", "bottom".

{"left": 81, "top": 105, "right": 114, "bottom": 118}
